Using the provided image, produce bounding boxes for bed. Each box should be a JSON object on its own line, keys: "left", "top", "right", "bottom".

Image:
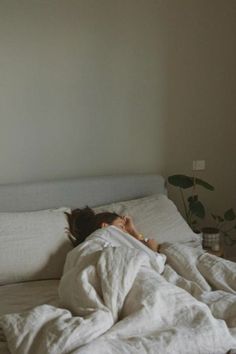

{"left": 0, "top": 174, "right": 235, "bottom": 354}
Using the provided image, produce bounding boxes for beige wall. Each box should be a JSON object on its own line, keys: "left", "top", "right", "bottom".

{"left": 161, "top": 0, "right": 236, "bottom": 216}
{"left": 0, "top": 0, "right": 235, "bottom": 214}
{"left": 0, "top": 0, "right": 165, "bottom": 183}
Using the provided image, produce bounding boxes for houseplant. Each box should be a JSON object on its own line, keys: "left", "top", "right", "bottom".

{"left": 168, "top": 174, "right": 236, "bottom": 247}
{"left": 167, "top": 174, "right": 214, "bottom": 232}
{"left": 208, "top": 208, "right": 236, "bottom": 246}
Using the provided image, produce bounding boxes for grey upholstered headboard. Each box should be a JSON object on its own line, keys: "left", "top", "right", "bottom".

{"left": 0, "top": 174, "right": 166, "bottom": 212}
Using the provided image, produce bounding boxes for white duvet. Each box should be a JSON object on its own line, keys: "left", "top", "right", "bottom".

{"left": 0, "top": 226, "right": 236, "bottom": 354}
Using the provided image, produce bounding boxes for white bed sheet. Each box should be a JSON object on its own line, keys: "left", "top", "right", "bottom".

{"left": 1, "top": 228, "right": 236, "bottom": 354}
{"left": 0, "top": 279, "right": 59, "bottom": 354}
{"left": 0, "top": 279, "right": 59, "bottom": 316}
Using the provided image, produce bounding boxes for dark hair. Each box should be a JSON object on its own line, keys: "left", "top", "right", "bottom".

{"left": 65, "top": 207, "right": 120, "bottom": 246}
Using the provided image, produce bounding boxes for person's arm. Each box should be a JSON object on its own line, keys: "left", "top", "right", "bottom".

{"left": 123, "top": 215, "right": 160, "bottom": 252}
{"left": 144, "top": 238, "right": 161, "bottom": 252}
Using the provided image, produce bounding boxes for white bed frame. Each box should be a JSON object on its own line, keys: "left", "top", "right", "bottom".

{"left": 0, "top": 174, "right": 166, "bottom": 212}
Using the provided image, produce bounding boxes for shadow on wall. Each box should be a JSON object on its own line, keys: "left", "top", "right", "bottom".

{"left": 159, "top": 0, "right": 236, "bottom": 217}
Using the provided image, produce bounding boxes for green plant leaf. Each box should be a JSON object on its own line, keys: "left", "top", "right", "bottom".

{"left": 168, "top": 175, "right": 214, "bottom": 191}
{"left": 189, "top": 200, "right": 205, "bottom": 218}
{"left": 224, "top": 208, "right": 236, "bottom": 221}
{"left": 168, "top": 175, "right": 193, "bottom": 189}
{"left": 188, "top": 195, "right": 198, "bottom": 203}
{"left": 194, "top": 178, "right": 214, "bottom": 191}
{"left": 217, "top": 215, "right": 224, "bottom": 223}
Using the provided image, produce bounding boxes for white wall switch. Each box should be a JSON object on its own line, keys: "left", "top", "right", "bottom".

{"left": 192, "top": 160, "right": 206, "bottom": 171}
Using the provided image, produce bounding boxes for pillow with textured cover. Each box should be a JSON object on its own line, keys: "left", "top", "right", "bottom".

{"left": 94, "top": 194, "right": 199, "bottom": 244}
{"left": 0, "top": 208, "right": 72, "bottom": 285}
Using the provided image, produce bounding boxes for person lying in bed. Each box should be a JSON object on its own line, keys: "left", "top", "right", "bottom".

{"left": 66, "top": 207, "right": 160, "bottom": 252}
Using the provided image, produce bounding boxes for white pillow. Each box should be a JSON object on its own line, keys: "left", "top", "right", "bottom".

{"left": 0, "top": 208, "right": 72, "bottom": 285}
{"left": 94, "top": 194, "right": 199, "bottom": 244}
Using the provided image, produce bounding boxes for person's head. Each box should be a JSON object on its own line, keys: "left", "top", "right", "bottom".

{"left": 66, "top": 207, "right": 124, "bottom": 246}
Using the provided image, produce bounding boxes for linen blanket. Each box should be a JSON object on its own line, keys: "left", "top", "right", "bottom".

{"left": 0, "top": 226, "right": 236, "bottom": 354}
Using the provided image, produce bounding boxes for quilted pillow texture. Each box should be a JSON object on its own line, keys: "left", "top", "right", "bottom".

{"left": 0, "top": 208, "right": 72, "bottom": 285}
{"left": 94, "top": 194, "right": 199, "bottom": 244}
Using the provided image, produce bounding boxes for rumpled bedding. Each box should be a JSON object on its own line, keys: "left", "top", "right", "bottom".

{"left": 0, "top": 226, "right": 236, "bottom": 354}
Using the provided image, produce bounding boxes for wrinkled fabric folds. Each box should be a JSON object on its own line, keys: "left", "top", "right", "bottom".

{"left": 0, "top": 228, "right": 236, "bottom": 354}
